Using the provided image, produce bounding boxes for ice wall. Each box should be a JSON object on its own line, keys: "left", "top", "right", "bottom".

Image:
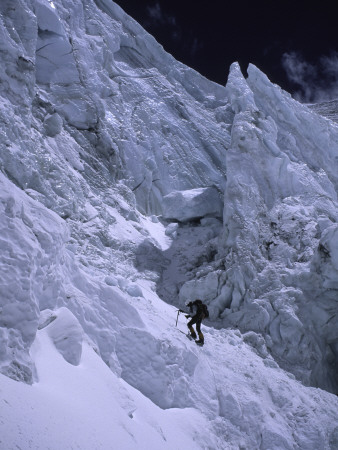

{"left": 0, "top": 0, "right": 231, "bottom": 383}
{"left": 223, "top": 63, "right": 338, "bottom": 392}
{"left": 176, "top": 62, "right": 338, "bottom": 392}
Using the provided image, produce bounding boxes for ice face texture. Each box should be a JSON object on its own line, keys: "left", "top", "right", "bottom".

{"left": 0, "top": 1, "right": 337, "bottom": 449}
{"left": 162, "top": 187, "right": 223, "bottom": 222}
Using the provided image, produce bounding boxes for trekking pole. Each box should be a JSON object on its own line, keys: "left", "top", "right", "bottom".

{"left": 175, "top": 310, "right": 180, "bottom": 327}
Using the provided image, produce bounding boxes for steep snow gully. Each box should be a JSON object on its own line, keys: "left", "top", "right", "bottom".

{"left": 0, "top": 0, "right": 338, "bottom": 449}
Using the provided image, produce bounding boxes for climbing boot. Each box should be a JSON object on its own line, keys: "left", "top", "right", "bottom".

{"left": 196, "top": 331, "right": 204, "bottom": 346}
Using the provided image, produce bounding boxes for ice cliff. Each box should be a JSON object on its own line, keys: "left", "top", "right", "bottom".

{"left": 0, "top": 1, "right": 338, "bottom": 449}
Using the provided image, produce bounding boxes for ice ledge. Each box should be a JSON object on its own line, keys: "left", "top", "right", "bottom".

{"left": 162, "top": 187, "right": 223, "bottom": 223}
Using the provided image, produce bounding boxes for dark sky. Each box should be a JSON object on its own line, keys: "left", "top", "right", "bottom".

{"left": 115, "top": 0, "right": 338, "bottom": 102}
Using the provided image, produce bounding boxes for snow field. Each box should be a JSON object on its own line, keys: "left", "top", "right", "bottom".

{"left": 0, "top": 324, "right": 213, "bottom": 450}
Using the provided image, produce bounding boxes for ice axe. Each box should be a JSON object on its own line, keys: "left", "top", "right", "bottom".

{"left": 175, "top": 309, "right": 185, "bottom": 326}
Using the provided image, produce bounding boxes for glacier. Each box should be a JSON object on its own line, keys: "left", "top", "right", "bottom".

{"left": 0, "top": 0, "right": 338, "bottom": 449}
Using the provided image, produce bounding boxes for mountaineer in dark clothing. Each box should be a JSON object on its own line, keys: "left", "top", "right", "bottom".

{"left": 184, "top": 299, "right": 209, "bottom": 346}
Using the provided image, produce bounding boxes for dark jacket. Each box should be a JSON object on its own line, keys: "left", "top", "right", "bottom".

{"left": 187, "top": 300, "right": 205, "bottom": 319}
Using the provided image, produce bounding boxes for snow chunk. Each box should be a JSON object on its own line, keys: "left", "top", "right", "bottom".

{"left": 179, "top": 271, "right": 219, "bottom": 303}
{"left": 104, "top": 276, "right": 118, "bottom": 286}
{"left": 218, "top": 392, "right": 242, "bottom": 425}
{"left": 126, "top": 284, "right": 143, "bottom": 298}
{"left": 35, "top": 2, "right": 79, "bottom": 85}
{"left": 44, "top": 307, "right": 83, "bottom": 366}
{"left": 43, "top": 113, "right": 63, "bottom": 137}
{"left": 38, "top": 310, "right": 57, "bottom": 330}
{"left": 165, "top": 222, "right": 178, "bottom": 238}
{"left": 116, "top": 328, "right": 199, "bottom": 409}
{"left": 35, "top": 0, "right": 63, "bottom": 34}
{"left": 162, "top": 187, "right": 223, "bottom": 222}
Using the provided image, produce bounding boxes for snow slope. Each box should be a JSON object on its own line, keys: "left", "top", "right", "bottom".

{"left": 0, "top": 0, "right": 338, "bottom": 448}
{"left": 1, "top": 313, "right": 213, "bottom": 450}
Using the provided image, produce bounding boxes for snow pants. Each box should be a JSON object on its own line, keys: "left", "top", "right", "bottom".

{"left": 188, "top": 314, "right": 204, "bottom": 342}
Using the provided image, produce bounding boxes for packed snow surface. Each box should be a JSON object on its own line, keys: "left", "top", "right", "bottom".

{"left": 0, "top": 0, "right": 338, "bottom": 449}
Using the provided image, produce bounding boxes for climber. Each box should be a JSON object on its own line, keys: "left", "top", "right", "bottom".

{"left": 182, "top": 299, "right": 209, "bottom": 346}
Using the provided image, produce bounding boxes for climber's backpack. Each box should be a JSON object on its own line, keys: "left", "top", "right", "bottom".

{"left": 202, "top": 304, "right": 209, "bottom": 318}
